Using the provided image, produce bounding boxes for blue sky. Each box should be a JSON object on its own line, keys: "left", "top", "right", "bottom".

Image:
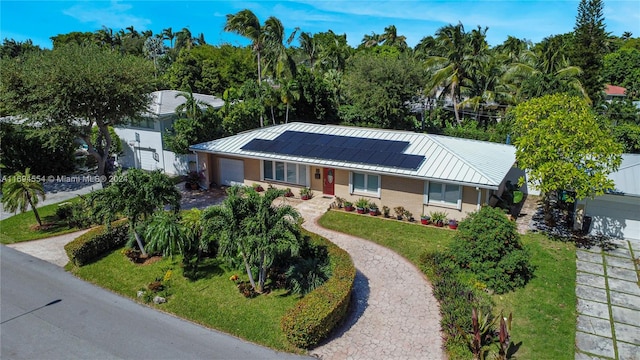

{"left": 1, "top": 0, "right": 639, "bottom": 49}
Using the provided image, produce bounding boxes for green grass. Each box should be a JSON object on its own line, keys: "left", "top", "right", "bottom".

{"left": 0, "top": 198, "right": 84, "bottom": 244}
{"left": 69, "top": 250, "right": 303, "bottom": 353}
{"left": 318, "top": 209, "right": 576, "bottom": 359}
{"left": 318, "top": 210, "right": 455, "bottom": 263}
{"left": 491, "top": 233, "right": 577, "bottom": 359}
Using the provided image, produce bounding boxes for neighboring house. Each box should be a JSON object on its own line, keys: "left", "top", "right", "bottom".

{"left": 579, "top": 154, "right": 640, "bottom": 242}
{"left": 189, "top": 122, "right": 520, "bottom": 220}
{"left": 114, "top": 90, "right": 224, "bottom": 175}
{"left": 604, "top": 84, "right": 627, "bottom": 101}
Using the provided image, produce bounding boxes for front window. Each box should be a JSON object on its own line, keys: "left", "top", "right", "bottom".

{"left": 263, "top": 160, "right": 307, "bottom": 186}
{"left": 350, "top": 172, "right": 380, "bottom": 197}
{"left": 425, "top": 181, "right": 461, "bottom": 209}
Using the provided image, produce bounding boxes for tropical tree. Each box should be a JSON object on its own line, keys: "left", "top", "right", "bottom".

{"left": 380, "top": 25, "right": 408, "bottom": 50}
{"left": 1, "top": 168, "right": 46, "bottom": 226}
{"left": 225, "top": 10, "right": 265, "bottom": 84}
{"left": 203, "top": 186, "right": 258, "bottom": 289}
{"left": 280, "top": 79, "right": 300, "bottom": 123}
{"left": 162, "top": 27, "right": 175, "bottom": 48}
{"left": 426, "top": 23, "right": 471, "bottom": 124}
{"left": 512, "top": 93, "right": 622, "bottom": 218}
{"left": 143, "top": 211, "right": 186, "bottom": 258}
{"left": 203, "top": 186, "right": 302, "bottom": 293}
{"left": 0, "top": 43, "right": 154, "bottom": 182}
{"left": 505, "top": 35, "right": 586, "bottom": 102}
{"left": 341, "top": 51, "right": 424, "bottom": 129}
{"left": 175, "top": 27, "right": 194, "bottom": 51}
{"left": 88, "top": 169, "right": 181, "bottom": 256}
{"left": 245, "top": 188, "right": 301, "bottom": 292}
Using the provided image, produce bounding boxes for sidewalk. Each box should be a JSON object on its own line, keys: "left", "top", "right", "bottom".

{"left": 575, "top": 239, "right": 640, "bottom": 360}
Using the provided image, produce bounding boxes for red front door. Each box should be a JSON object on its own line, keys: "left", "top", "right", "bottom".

{"left": 323, "top": 168, "right": 335, "bottom": 196}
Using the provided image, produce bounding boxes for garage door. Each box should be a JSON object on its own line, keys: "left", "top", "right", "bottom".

{"left": 219, "top": 158, "right": 245, "bottom": 186}
{"left": 586, "top": 195, "right": 640, "bottom": 241}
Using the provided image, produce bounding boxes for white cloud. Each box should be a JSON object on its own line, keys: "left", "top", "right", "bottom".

{"left": 63, "top": 0, "right": 152, "bottom": 30}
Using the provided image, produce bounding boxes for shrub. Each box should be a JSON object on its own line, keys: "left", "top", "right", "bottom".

{"left": 448, "top": 206, "right": 535, "bottom": 294}
{"left": 55, "top": 203, "right": 74, "bottom": 220}
{"left": 64, "top": 219, "right": 129, "bottom": 266}
{"left": 420, "top": 251, "right": 494, "bottom": 358}
{"left": 280, "top": 230, "right": 356, "bottom": 349}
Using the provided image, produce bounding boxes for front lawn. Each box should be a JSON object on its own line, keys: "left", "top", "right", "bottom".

{"left": 0, "top": 198, "right": 84, "bottom": 244}
{"left": 318, "top": 210, "right": 576, "bottom": 359}
{"left": 69, "top": 250, "right": 303, "bottom": 353}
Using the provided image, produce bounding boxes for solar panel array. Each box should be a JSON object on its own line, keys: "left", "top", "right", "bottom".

{"left": 241, "top": 131, "right": 425, "bottom": 170}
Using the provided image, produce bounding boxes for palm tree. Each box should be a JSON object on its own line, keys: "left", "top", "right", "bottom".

{"left": 125, "top": 26, "right": 139, "bottom": 38}
{"left": 143, "top": 211, "right": 186, "bottom": 258}
{"left": 244, "top": 187, "right": 301, "bottom": 292}
{"left": 1, "top": 168, "right": 46, "bottom": 226}
{"left": 88, "top": 169, "right": 181, "bottom": 257}
{"left": 162, "top": 27, "right": 175, "bottom": 48}
{"left": 175, "top": 27, "right": 193, "bottom": 51}
{"left": 225, "top": 10, "right": 264, "bottom": 83}
{"left": 203, "top": 186, "right": 258, "bottom": 290}
{"left": 361, "top": 32, "right": 382, "bottom": 48}
{"left": 299, "top": 32, "right": 318, "bottom": 69}
{"left": 280, "top": 79, "right": 300, "bottom": 123}
{"left": 195, "top": 33, "right": 206, "bottom": 46}
{"left": 175, "top": 88, "right": 211, "bottom": 120}
{"left": 381, "top": 25, "right": 407, "bottom": 49}
{"left": 426, "top": 23, "right": 470, "bottom": 124}
{"left": 504, "top": 36, "right": 586, "bottom": 102}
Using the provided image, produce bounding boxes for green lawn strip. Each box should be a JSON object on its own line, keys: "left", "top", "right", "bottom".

{"left": 318, "top": 210, "right": 455, "bottom": 263}
{"left": 69, "top": 250, "right": 303, "bottom": 353}
{"left": 318, "top": 210, "right": 576, "bottom": 359}
{"left": 0, "top": 198, "right": 84, "bottom": 244}
{"left": 491, "top": 233, "right": 577, "bottom": 359}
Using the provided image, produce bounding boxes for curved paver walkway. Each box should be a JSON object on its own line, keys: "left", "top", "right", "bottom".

{"left": 295, "top": 199, "right": 445, "bottom": 360}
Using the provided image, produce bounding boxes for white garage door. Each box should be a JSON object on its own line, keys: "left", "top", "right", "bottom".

{"left": 586, "top": 195, "right": 640, "bottom": 241}
{"left": 219, "top": 158, "right": 245, "bottom": 186}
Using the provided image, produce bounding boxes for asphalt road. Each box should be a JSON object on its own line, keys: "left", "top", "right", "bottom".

{"left": 0, "top": 246, "right": 311, "bottom": 360}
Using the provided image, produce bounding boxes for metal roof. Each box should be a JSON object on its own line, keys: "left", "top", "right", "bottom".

{"left": 148, "top": 90, "right": 224, "bottom": 116}
{"left": 609, "top": 154, "right": 640, "bottom": 197}
{"left": 190, "top": 122, "right": 516, "bottom": 189}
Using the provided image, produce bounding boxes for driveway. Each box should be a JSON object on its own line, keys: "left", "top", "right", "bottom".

{"left": 0, "top": 246, "right": 310, "bottom": 360}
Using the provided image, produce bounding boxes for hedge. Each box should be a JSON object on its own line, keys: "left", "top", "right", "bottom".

{"left": 65, "top": 219, "right": 129, "bottom": 266}
{"left": 280, "top": 230, "right": 356, "bottom": 349}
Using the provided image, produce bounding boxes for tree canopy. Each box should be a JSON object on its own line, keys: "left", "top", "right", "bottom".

{"left": 1, "top": 43, "right": 155, "bottom": 179}
{"left": 512, "top": 93, "right": 622, "bottom": 202}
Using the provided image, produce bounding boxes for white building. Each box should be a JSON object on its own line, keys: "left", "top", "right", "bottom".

{"left": 114, "top": 90, "right": 224, "bottom": 175}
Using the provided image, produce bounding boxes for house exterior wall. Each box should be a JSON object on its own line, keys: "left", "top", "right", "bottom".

{"left": 114, "top": 116, "right": 193, "bottom": 175}
{"left": 200, "top": 154, "right": 490, "bottom": 221}
{"left": 114, "top": 127, "right": 163, "bottom": 172}
{"left": 244, "top": 158, "right": 261, "bottom": 184}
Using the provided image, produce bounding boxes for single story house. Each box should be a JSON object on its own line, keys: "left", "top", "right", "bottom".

{"left": 114, "top": 90, "right": 224, "bottom": 175}
{"left": 579, "top": 153, "right": 640, "bottom": 242}
{"left": 189, "top": 122, "right": 519, "bottom": 220}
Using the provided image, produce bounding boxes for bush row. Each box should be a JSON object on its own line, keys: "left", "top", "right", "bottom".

{"left": 420, "top": 251, "right": 494, "bottom": 359}
{"left": 280, "top": 230, "right": 356, "bottom": 349}
{"left": 65, "top": 219, "right": 129, "bottom": 266}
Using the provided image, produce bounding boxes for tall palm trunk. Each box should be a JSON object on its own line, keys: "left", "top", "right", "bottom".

{"left": 452, "top": 84, "right": 461, "bottom": 125}
{"left": 132, "top": 224, "right": 148, "bottom": 256}
{"left": 241, "top": 252, "right": 257, "bottom": 290}
{"left": 257, "top": 50, "right": 264, "bottom": 128}
{"left": 26, "top": 193, "right": 43, "bottom": 227}
{"left": 285, "top": 103, "right": 290, "bottom": 124}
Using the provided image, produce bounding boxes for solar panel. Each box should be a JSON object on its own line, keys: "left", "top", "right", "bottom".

{"left": 240, "top": 130, "right": 424, "bottom": 170}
